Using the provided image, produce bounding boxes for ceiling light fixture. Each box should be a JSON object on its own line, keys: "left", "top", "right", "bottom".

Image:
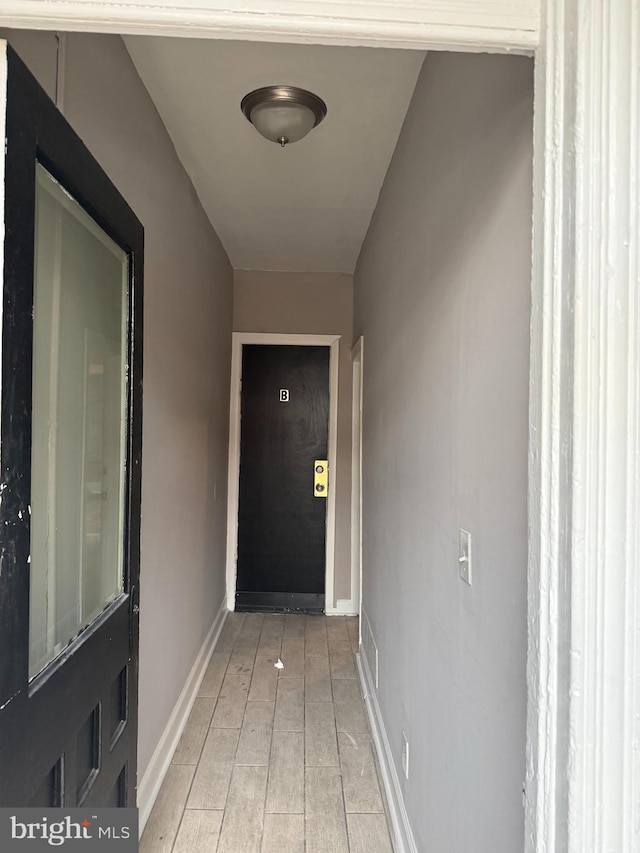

{"left": 241, "top": 85, "right": 327, "bottom": 148}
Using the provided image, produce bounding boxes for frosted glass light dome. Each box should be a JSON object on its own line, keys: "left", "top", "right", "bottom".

{"left": 241, "top": 86, "right": 327, "bottom": 147}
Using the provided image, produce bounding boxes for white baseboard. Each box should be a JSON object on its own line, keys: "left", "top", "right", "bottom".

{"left": 137, "top": 599, "right": 228, "bottom": 835}
{"left": 357, "top": 651, "right": 418, "bottom": 853}
{"left": 326, "top": 598, "right": 359, "bottom": 616}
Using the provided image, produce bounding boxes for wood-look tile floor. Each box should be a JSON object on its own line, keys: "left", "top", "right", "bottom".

{"left": 141, "top": 613, "right": 394, "bottom": 853}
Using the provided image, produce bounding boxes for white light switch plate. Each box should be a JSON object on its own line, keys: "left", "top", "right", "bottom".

{"left": 459, "top": 528, "right": 472, "bottom": 585}
{"left": 401, "top": 732, "right": 410, "bottom": 779}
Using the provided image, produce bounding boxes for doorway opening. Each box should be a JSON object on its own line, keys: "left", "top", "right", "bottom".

{"left": 226, "top": 333, "right": 341, "bottom": 613}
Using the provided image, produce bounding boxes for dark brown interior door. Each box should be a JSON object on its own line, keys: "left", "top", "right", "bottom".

{"left": 0, "top": 48, "right": 143, "bottom": 807}
{"left": 236, "top": 344, "right": 330, "bottom": 613}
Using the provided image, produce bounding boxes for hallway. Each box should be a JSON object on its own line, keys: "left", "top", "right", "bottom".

{"left": 0, "top": 2, "right": 637, "bottom": 846}
{"left": 0, "top": 31, "right": 536, "bottom": 850}
{"left": 140, "top": 613, "right": 393, "bottom": 852}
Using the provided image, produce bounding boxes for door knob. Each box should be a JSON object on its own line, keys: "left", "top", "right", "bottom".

{"left": 314, "top": 460, "right": 328, "bottom": 498}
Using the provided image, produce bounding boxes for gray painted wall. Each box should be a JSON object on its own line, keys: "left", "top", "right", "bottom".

{"left": 1, "top": 30, "right": 234, "bottom": 779}
{"left": 354, "top": 52, "right": 533, "bottom": 851}
{"left": 233, "top": 269, "right": 354, "bottom": 605}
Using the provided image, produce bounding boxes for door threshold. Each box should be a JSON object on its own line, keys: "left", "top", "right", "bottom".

{"left": 235, "top": 592, "right": 325, "bottom": 614}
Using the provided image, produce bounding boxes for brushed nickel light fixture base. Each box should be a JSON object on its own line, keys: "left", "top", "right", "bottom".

{"left": 241, "top": 85, "right": 327, "bottom": 147}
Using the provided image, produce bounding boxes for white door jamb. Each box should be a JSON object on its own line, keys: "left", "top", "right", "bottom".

{"left": 526, "top": 1, "right": 640, "bottom": 849}
{"left": 350, "top": 336, "right": 363, "bottom": 629}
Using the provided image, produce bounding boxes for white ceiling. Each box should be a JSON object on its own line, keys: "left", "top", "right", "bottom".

{"left": 124, "top": 37, "right": 424, "bottom": 272}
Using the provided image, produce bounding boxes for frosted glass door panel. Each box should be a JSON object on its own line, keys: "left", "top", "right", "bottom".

{"left": 29, "top": 165, "right": 128, "bottom": 680}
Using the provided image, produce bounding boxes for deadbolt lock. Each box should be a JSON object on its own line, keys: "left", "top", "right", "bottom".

{"left": 314, "top": 460, "right": 328, "bottom": 498}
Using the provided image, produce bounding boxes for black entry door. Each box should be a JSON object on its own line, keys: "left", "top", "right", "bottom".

{"left": 0, "top": 49, "right": 143, "bottom": 807}
{"left": 236, "top": 345, "right": 330, "bottom": 612}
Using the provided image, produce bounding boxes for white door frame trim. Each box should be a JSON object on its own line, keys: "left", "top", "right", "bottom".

{"left": 225, "top": 332, "right": 340, "bottom": 614}
{"left": 2, "top": 1, "right": 639, "bottom": 848}
{"left": 350, "top": 336, "right": 363, "bottom": 630}
{"left": 526, "top": 2, "right": 640, "bottom": 850}
{"left": 0, "top": 1, "right": 539, "bottom": 53}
